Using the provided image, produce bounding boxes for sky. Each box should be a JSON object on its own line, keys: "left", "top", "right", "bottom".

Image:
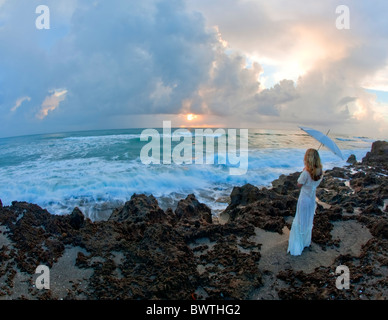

{"left": 0, "top": 0, "right": 388, "bottom": 139}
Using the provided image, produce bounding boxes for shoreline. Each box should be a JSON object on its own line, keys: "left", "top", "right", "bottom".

{"left": 0, "top": 128, "right": 374, "bottom": 222}
{"left": 0, "top": 141, "right": 387, "bottom": 300}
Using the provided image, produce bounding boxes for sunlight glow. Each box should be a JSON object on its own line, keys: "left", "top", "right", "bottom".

{"left": 186, "top": 113, "right": 198, "bottom": 121}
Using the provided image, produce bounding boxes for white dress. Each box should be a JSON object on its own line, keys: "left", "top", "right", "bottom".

{"left": 287, "top": 169, "right": 322, "bottom": 256}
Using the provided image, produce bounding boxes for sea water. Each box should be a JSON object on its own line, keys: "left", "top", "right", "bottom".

{"left": 0, "top": 128, "right": 375, "bottom": 220}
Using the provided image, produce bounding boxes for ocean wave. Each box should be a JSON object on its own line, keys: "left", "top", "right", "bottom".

{"left": 63, "top": 134, "right": 141, "bottom": 141}
{"left": 336, "top": 138, "right": 356, "bottom": 142}
{"left": 0, "top": 129, "right": 374, "bottom": 220}
{"left": 0, "top": 147, "right": 370, "bottom": 219}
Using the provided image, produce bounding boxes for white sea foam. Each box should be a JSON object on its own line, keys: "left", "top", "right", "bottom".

{"left": 63, "top": 134, "right": 140, "bottom": 141}
{"left": 0, "top": 129, "right": 373, "bottom": 220}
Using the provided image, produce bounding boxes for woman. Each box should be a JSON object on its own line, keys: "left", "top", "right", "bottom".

{"left": 287, "top": 148, "right": 323, "bottom": 256}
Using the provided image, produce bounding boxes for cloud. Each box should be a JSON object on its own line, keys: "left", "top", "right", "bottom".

{"left": 11, "top": 96, "right": 31, "bottom": 112}
{"left": 189, "top": 51, "right": 263, "bottom": 116}
{"left": 362, "top": 64, "right": 388, "bottom": 92}
{"left": 186, "top": 0, "right": 388, "bottom": 137}
{"left": 255, "top": 80, "right": 299, "bottom": 116}
{"left": 0, "top": 0, "right": 387, "bottom": 138}
{"left": 0, "top": 0, "right": 219, "bottom": 136}
{"left": 37, "top": 89, "right": 67, "bottom": 119}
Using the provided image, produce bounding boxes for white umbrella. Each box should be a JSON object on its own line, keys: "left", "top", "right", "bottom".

{"left": 299, "top": 126, "right": 344, "bottom": 160}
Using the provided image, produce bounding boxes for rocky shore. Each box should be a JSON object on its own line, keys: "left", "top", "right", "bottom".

{"left": 0, "top": 141, "right": 387, "bottom": 300}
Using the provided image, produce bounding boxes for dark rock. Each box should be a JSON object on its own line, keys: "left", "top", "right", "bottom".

{"left": 75, "top": 252, "right": 90, "bottom": 268}
{"left": 344, "top": 203, "right": 355, "bottom": 213}
{"left": 229, "top": 183, "right": 261, "bottom": 207}
{"left": 69, "top": 207, "right": 85, "bottom": 230}
{"left": 363, "top": 204, "right": 383, "bottom": 216}
{"left": 183, "top": 221, "right": 255, "bottom": 244}
{"left": 351, "top": 171, "right": 366, "bottom": 180}
{"left": 221, "top": 182, "right": 297, "bottom": 234}
{"left": 195, "top": 235, "right": 262, "bottom": 299}
{"left": 326, "top": 206, "right": 343, "bottom": 221}
{"left": 223, "top": 202, "right": 287, "bottom": 234}
{"left": 346, "top": 154, "right": 357, "bottom": 165}
{"left": 175, "top": 194, "right": 212, "bottom": 224}
{"left": 164, "top": 207, "right": 177, "bottom": 224}
{"left": 271, "top": 172, "right": 300, "bottom": 195}
{"left": 108, "top": 194, "right": 167, "bottom": 223}
{"left": 311, "top": 211, "right": 338, "bottom": 248}
{"left": 0, "top": 202, "right": 65, "bottom": 273}
{"left": 277, "top": 266, "right": 345, "bottom": 300}
{"left": 319, "top": 177, "right": 346, "bottom": 194}
{"left": 353, "top": 172, "right": 379, "bottom": 188}
{"left": 362, "top": 140, "right": 388, "bottom": 166}
{"left": 325, "top": 167, "right": 348, "bottom": 179}
{"left": 370, "top": 220, "right": 388, "bottom": 239}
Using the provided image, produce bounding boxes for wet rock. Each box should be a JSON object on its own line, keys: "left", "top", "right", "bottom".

{"left": 108, "top": 194, "right": 167, "bottom": 224}
{"left": 363, "top": 204, "right": 383, "bottom": 216}
{"left": 319, "top": 178, "right": 346, "bottom": 195}
{"left": 175, "top": 194, "right": 212, "bottom": 224}
{"left": 229, "top": 183, "right": 261, "bottom": 207}
{"left": 347, "top": 154, "right": 357, "bottom": 165}
{"left": 325, "top": 167, "right": 348, "bottom": 179}
{"left": 183, "top": 221, "right": 255, "bottom": 244}
{"left": 271, "top": 172, "right": 300, "bottom": 195}
{"left": 277, "top": 266, "right": 344, "bottom": 300}
{"left": 75, "top": 252, "right": 90, "bottom": 268}
{"left": 0, "top": 202, "right": 66, "bottom": 273}
{"left": 370, "top": 220, "right": 388, "bottom": 239}
{"left": 311, "top": 210, "right": 338, "bottom": 248}
{"left": 69, "top": 207, "right": 85, "bottom": 230}
{"left": 362, "top": 140, "right": 388, "bottom": 166}
{"left": 326, "top": 205, "right": 343, "bottom": 221}
{"left": 227, "top": 183, "right": 297, "bottom": 212}
{"left": 344, "top": 203, "right": 355, "bottom": 213}
{"left": 351, "top": 172, "right": 379, "bottom": 189}
{"left": 223, "top": 202, "right": 287, "bottom": 234}
{"left": 196, "top": 235, "right": 262, "bottom": 299}
{"left": 220, "top": 182, "right": 298, "bottom": 234}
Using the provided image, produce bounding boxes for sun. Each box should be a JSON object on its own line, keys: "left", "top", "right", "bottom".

{"left": 186, "top": 113, "right": 197, "bottom": 121}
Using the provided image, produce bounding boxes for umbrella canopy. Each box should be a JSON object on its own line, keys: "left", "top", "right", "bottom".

{"left": 299, "top": 126, "right": 344, "bottom": 160}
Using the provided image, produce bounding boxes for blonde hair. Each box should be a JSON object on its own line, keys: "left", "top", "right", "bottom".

{"left": 304, "top": 148, "right": 323, "bottom": 181}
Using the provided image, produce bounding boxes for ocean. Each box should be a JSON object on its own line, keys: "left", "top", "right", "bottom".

{"left": 0, "top": 128, "right": 375, "bottom": 221}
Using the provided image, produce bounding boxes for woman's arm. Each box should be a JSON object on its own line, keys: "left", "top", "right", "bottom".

{"left": 297, "top": 168, "right": 307, "bottom": 188}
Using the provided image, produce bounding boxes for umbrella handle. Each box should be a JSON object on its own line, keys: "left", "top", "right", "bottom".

{"left": 317, "top": 129, "right": 330, "bottom": 151}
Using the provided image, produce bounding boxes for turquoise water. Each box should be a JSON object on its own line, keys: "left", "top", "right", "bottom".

{"left": 0, "top": 128, "right": 375, "bottom": 220}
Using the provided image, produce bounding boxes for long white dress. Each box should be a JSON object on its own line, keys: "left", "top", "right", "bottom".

{"left": 287, "top": 169, "right": 322, "bottom": 256}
